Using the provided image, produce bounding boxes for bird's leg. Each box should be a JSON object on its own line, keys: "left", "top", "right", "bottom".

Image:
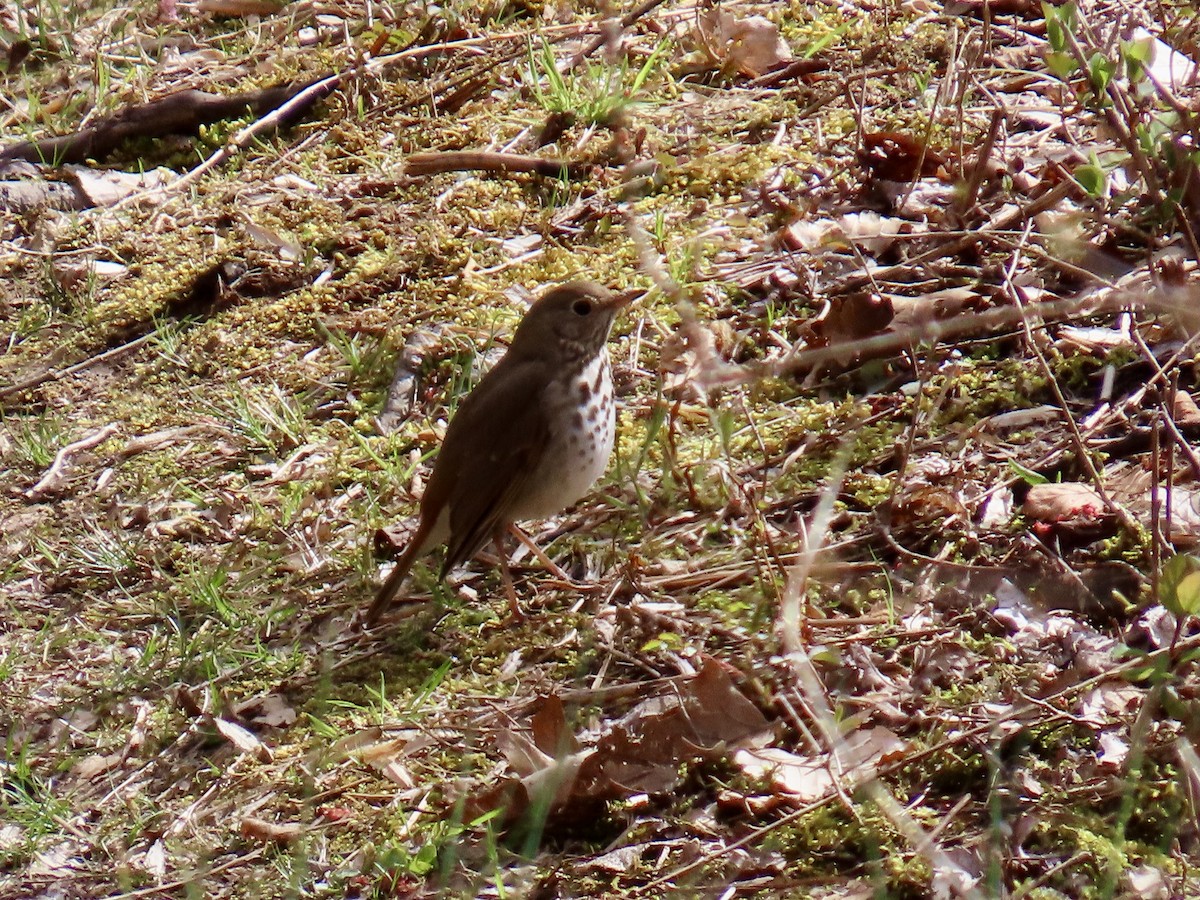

{"left": 492, "top": 530, "right": 527, "bottom": 623}
{"left": 506, "top": 523, "right": 572, "bottom": 583}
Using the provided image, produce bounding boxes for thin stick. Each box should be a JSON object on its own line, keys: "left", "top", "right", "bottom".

{"left": 25, "top": 423, "right": 120, "bottom": 499}
{"left": 406, "top": 151, "right": 582, "bottom": 179}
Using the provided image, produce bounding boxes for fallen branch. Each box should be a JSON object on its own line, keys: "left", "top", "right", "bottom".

{"left": 0, "top": 80, "right": 320, "bottom": 166}
{"left": 24, "top": 423, "right": 120, "bottom": 500}
{"left": 0, "top": 333, "right": 155, "bottom": 403}
{"left": 164, "top": 72, "right": 346, "bottom": 195}
{"left": 405, "top": 150, "right": 584, "bottom": 178}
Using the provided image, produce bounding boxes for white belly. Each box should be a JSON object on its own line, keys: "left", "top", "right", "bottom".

{"left": 514, "top": 351, "right": 614, "bottom": 518}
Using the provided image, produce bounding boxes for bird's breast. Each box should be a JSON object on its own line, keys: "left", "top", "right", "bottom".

{"left": 513, "top": 350, "right": 615, "bottom": 518}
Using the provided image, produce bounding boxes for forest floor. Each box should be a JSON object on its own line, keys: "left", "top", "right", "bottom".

{"left": 3, "top": 0, "right": 1200, "bottom": 897}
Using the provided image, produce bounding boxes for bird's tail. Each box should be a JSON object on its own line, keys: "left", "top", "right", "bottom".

{"left": 363, "top": 535, "right": 425, "bottom": 627}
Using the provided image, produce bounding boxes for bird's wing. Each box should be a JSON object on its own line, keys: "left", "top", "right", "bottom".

{"left": 424, "top": 354, "right": 551, "bottom": 574}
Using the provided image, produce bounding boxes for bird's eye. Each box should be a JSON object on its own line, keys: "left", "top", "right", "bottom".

{"left": 572, "top": 300, "right": 592, "bottom": 316}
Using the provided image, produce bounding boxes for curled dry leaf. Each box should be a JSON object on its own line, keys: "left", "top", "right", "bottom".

{"left": 126, "top": 838, "right": 167, "bottom": 882}
{"left": 859, "top": 132, "right": 948, "bottom": 182}
{"left": 326, "top": 726, "right": 384, "bottom": 759}
{"left": 659, "top": 322, "right": 718, "bottom": 399}
{"left": 530, "top": 694, "right": 579, "bottom": 757}
{"left": 695, "top": 10, "right": 792, "bottom": 78}
{"left": 1173, "top": 392, "right": 1200, "bottom": 428}
{"left": 808, "top": 292, "right": 895, "bottom": 346}
{"left": 1078, "top": 684, "right": 1144, "bottom": 727}
{"left": 234, "top": 693, "right": 297, "bottom": 728}
{"left": 72, "top": 752, "right": 126, "bottom": 781}
{"left": 978, "top": 488, "right": 1014, "bottom": 529}
{"left": 975, "top": 405, "right": 1060, "bottom": 433}
{"left": 65, "top": 164, "right": 172, "bottom": 207}
{"left": 28, "top": 840, "right": 83, "bottom": 878}
{"left": 1096, "top": 731, "right": 1129, "bottom": 771}
{"left": 889, "top": 287, "right": 984, "bottom": 332}
{"left": 240, "top": 816, "right": 303, "bottom": 846}
{"left": 213, "top": 718, "right": 273, "bottom": 763}
{"left": 1022, "top": 482, "right": 1108, "bottom": 523}
{"left": 353, "top": 734, "right": 419, "bottom": 788}
{"left": 1160, "top": 487, "right": 1200, "bottom": 547}
{"left": 782, "top": 211, "right": 929, "bottom": 254}
{"left": 889, "top": 486, "right": 970, "bottom": 532}
{"left": 198, "top": 0, "right": 284, "bottom": 16}
{"left": 1125, "top": 863, "right": 1170, "bottom": 900}
{"left": 1056, "top": 324, "right": 1134, "bottom": 354}
{"left": 464, "top": 660, "right": 771, "bottom": 826}
{"left": 580, "top": 844, "right": 645, "bottom": 874}
{"left": 378, "top": 327, "right": 445, "bottom": 433}
{"left": 733, "top": 726, "right": 907, "bottom": 803}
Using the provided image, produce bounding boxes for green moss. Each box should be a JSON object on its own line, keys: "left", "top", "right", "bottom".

{"left": 757, "top": 803, "right": 930, "bottom": 894}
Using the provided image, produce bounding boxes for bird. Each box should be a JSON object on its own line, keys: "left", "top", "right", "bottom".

{"left": 364, "top": 280, "right": 632, "bottom": 626}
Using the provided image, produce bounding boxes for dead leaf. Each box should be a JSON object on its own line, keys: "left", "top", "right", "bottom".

{"left": 685, "top": 658, "right": 773, "bottom": 744}
{"left": 859, "top": 132, "right": 948, "bottom": 182}
{"left": 1078, "top": 684, "right": 1144, "bottom": 726}
{"left": 1096, "top": 730, "right": 1129, "bottom": 771}
{"left": 782, "top": 211, "right": 928, "bottom": 254}
{"left": 497, "top": 729, "right": 558, "bottom": 779}
{"left": 890, "top": 287, "right": 983, "bottom": 331}
{"left": 124, "top": 837, "right": 167, "bottom": 883}
{"left": 465, "top": 660, "right": 771, "bottom": 826}
{"left": 890, "top": 486, "right": 969, "bottom": 532}
{"left": 30, "top": 840, "right": 84, "bottom": 878}
{"left": 580, "top": 844, "right": 645, "bottom": 874}
{"left": 1126, "top": 863, "right": 1170, "bottom": 900}
{"left": 530, "top": 694, "right": 579, "bottom": 757}
{"left": 234, "top": 693, "right": 297, "bottom": 727}
{"left": 1056, "top": 324, "right": 1134, "bottom": 354}
{"left": 1022, "top": 482, "right": 1109, "bottom": 522}
{"left": 695, "top": 10, "right": 792, "bottom": 77}
{"left": 240, "top": 816, "right": 303, "bottom": 846}
{"left": 65, "top": 164, "right": 172, "bottom": 207}
{"left": 733, "top": 727, "right": 907, "bottom": 802}
{"left": 72, "top": 752, "right": 125, "bottom": 780}
{"left": 1174, "top": 392, "right": 1200, "bottom": 428}
{"left": 197, "top": 0, "right": 284, "bottom": 16}
{"left": 213, "top": 718, "right": 273, "bottom": 762}
{"left": 0, "top": 825, "right": 23, "bottom": 855}
{"left": 809, "top": 293, "right": 895, "bottom": 346}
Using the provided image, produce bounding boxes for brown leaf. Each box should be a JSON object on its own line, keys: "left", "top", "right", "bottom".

{"left": 809, "top": 292, "right": 895, "bottom": 346}
{"left": 890, "top": 486, "right": 969, "bottom": 531}
{"left": 213, "top": 718, "right": 273, "bottom": 763}
{"left": 197, "top": 0, "right": 284, "bottom": 16}
{"left": 733, "top": 727, "right": 907, "bottom": 802}
{"left": 72, "top": 752, "right": 125, "bottom": 781}
{"left": 234, "top": 694, "right": 296, "bottom": 727}
{"left": 859, "top": 132, "right": 948, "bottom": 182}
{"left": 466, "top": 661, "right": 772, "bottom": 826}
{"left": 1174, "top": 392, "right": 1200, "bottom": 428}
{"left": 240, "top": 817, "right": 303, "bottom": 846}
{"left": 530, "top": 694, "right": 579, "bottom": 757}
{"left": 686, "top": 658, "right": 773, "bottom": 745}
{"left": 696, "top": 10, "right": 792, "bottom": 77}
{"left": 496, "top": 729, "right": 556, "bottom": 779}
{"left": 1023, "top": 483, "right": 1109, "bottom": 523}
{"left": 889, "top": 288, "right": 984, "bottom": 332}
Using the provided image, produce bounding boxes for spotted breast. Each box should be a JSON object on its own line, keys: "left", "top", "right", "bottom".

{"left": 515, "top": 347, "right": 615, "bottom": 519}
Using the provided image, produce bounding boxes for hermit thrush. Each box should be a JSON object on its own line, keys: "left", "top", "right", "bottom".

{"left": 364, "top": 281, "right": 631, "bottom": 626}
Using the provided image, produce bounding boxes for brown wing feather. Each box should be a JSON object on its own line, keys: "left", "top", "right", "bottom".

{"left": 422, "top": 353, "right": 552, "bottom": 575}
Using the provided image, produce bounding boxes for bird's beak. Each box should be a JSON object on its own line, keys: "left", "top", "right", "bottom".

{"left": 607, "top": 287, "right": 644, "bottom": 311}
